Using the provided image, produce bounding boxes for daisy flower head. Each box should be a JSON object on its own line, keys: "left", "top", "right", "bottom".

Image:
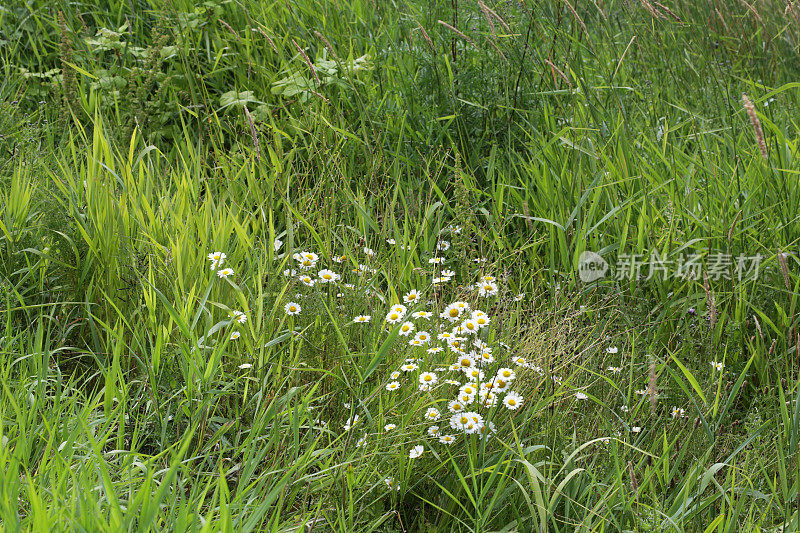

{"left": 439, "top": 434, "right": 456, "bottom": 445}
{"left": 432, "top": 276, "right": 452, "bottom": 285}
{"left": 232, "top": 310, "right": 247, "bottom": 324}
{"left": 496, "top": 368, "right": 516, "bottom": 381}
{"left": 463, "top": 367, "right": 485, "bottom": 382}
{"left": 390, "top": 371, "right": 401, "bottom": 380}
{"left": 631, "top": 426, "right": 642, "bottom": 433}
{"left": 456, "top": 354, "right": 476, "bottom": 370}
{"left": 283, "top": 268, "right": 297, "bottom": 277}
{"left": 409, "top": 445, "right": 424, "bottom": 459}
{"left": 390, "top": 304, "right": 407, "bottom": 317}
{"left": 425, "top": 408, "right": 441, "bottom": 422}
{"left": 437, "top": 240, "right": 450, "bottom": 251}
{"left": 453, "top": 301, "right": 471, "bottom": 312}
{"left": 514, "top": 293, "right": 525, "bottom": 302}
{"left": 353, "top": 315, "right": 371, "bottom": 323}
{"left": 461, "top": 319, "right": 479, "bottom": 335}
{"left": 512, "top": 356, "right": 527, "bottom": 366}
{"left": 444, "top": 379, "right": 461, "bottom": 386}
{"left": 384, "top": 423, "right": 397, "bottom": 431}
{"left": 607, "top": 346, "right": 619, "bottom": 354}
{"left": 671, "top": 406, "right": 685, "bottom": 419}
{"left": 474, "top": 314, "right": 491, "bottom": 328}
{"left": 387, "top": 238, "right": 396, "bottom": 245}
{"left": 384, "top": 477, "right": 400, "bottom": 491}
{"left": 448, "top": 400, "right": 465, "bottom": 413}
{"left": 447, "top": 338, "right": 467, "bottom": 354}
{"left": 428, "top": 257, "right": 445, "bottom": 265}
{"left": 494, "top": 379, "right": 512, "bottom": 393}
{"left": 479, "top": 390, "right": 499, "bottom": 408}
{"left": 385, "top": 311, "right": 403, "bottom": 324}
{"left": 295, "top": 252, "right": 319, "bottom": 270}
{"left": 477, "top": 350, "right": 495, "bottom": 366}
{"left": 386, "top": 381, "right": 401, "bottom": 391}
{"left": 459, "top": 383, "right": 478, "bottom": 396}
{"left": 711, "top": 361, "right": 724, "bottom": 372}
{"left": 318, "top": 269, "right": 340, "bottom": 283}
{"left": 399, "top": 321, "right": 416, "bottom": 336}
{"left": 419, "top": 372, "right": 438, "bottom": 386}
{"left": 450, "top": 413, "right": 469, "bottom": 431}
{"left": 299, "top": 275, "right": 315, "bottom": 287}
{"left": 363, "top": 247, "right": 375, "bottom": 256}
{"left": 400, "top": 363, "right": 418, "bottom": 372}
{"left": 441, "top": 269, "right": 455, "bottom": 278}
{"left": 503, "top": 391, "right": 523, "bottom": 410}
{"left": 217, "top": 267, "right": 234, "bottom": 279}
{"left": 441, "top": 305, "right": 462, "bottom": 322}
{"left": 427, "top": 347, "right": 443, "bottom": 355}
{"left": 403, "top": 289, "right": 422, "bottom": 304}
{"left": 427, "top": 425, "right": 441, "bottom": 437}
{"left": 607, "top": 366, "right": 622, "bottom": 374}
{"left": 284, "top": 302, "right": 301, "bottom": 315}
{"left": 332, "top": 254, "right": 346, "bottom": 263}
{"left": 412, "top": 310, "right": 432, "bottom": 319}
{"left": 208, "top": 251, "right": 226, "bottom": 269}
{"left": 230, "top": 331, "right": 241, "bottom": 340}
{"left": 273, "top": 238, "right": 283, "bottom": 252}
{"left": 478, "top": 281, "right": 499, "bottom": 297}
{"left": 575, "top": 392, "right": 588, "bottom": 401}
{"left": 413, "top": 331, "right": 431, "bottom": 345}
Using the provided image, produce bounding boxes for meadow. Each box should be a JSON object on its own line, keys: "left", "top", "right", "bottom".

{"left": 1, "top": 0, "right": 800, "bottom": 530}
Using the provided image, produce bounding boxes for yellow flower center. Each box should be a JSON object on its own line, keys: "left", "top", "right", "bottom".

{"left": 449, "top": 309, "right": 459, "bottom": 317}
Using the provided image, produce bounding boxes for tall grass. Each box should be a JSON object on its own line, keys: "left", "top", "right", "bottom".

{"left": 1, "top": 0, "right": 800, "bottom": 530}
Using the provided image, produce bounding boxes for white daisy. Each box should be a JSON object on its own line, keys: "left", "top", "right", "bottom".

{"left": 419, "top": 372, "right": 438, "bottom": 386}
{"left": 386, "top": 381, "right": 401, "bottom": 391}
{"left": 318, "top": 269, "right": 340, "bottom": 283}
{"left": 208, "top": 251, "right": 226, "bottom": 269}
{"left": 284, "top": 302, "right": 301, "bottom": 315}
{"left": 439, "top": 434, "right": 455, "bottom": 444}
{"left": 398, "top": 321, "right": 415, "bottom": 336}
{"left": 409, "top": 445, "right": 424, "bottom": 458}
{"left": 403, "top": 289, "right": 422, "bottom": 303}
{"left": 503, "top": 391, "right": 523, "bottom": 410}
{"left": 353, "top": 315, "right": 371, "bottom": 323}
{"left": 217, "top": 267, "right": 234, "bottom": 278}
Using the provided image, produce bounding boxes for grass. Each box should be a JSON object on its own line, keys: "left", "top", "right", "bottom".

{"left": 1, "top": 0, "right": 800, "bottom": 530}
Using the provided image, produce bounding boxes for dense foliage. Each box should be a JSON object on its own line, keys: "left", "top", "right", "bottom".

{"left": 2, "top": 0, "right": 800, "bottom": 530}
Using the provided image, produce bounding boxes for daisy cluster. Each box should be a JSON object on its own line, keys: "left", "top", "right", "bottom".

{"left": 208, "top": 231, "right": 534, "bottom": 466}
{"left": 377, "top": 289, "right": 531, "bottom": 458}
